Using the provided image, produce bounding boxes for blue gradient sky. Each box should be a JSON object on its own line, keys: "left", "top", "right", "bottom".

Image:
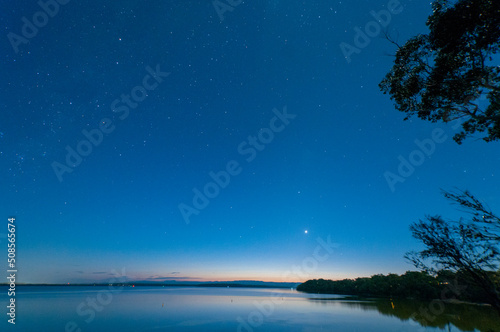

{"left": 1, "top": 0, "right": 499, "bottom": 284}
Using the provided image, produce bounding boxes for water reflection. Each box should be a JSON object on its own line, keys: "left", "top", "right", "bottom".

{"left": 308, "top": 297, "right": 500, "bottom": 332}
{"left": 2, "top": 286, "right": 499, "bottom": 331}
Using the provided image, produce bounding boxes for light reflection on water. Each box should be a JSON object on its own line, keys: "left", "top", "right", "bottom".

{"left": 0, "top": 286, "right": 498, "bottom": 331}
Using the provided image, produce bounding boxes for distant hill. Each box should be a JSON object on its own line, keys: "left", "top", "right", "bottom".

{"left": 3, "top": 280, "right": 300, "bottom": 288}
{"left": 196, "top": 280, "right": 300, "bottom": 288}
{"left": 119, "top": 280, "right": 300, "bottom": 288}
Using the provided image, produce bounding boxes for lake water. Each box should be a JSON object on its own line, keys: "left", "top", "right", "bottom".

{"left": 1, "top": 286, "right": 499, "bottom": 331}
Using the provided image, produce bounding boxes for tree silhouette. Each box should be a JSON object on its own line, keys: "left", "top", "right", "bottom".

{"left": 379, "top": 0, "right": 500, "bottom": 144}
{"left": 406, "top": 189, "right": 500, "bottom": 312}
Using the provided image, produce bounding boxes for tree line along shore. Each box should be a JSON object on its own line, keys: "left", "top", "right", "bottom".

{"left": 297, "top": 270, "right": 500, "bottom": 306}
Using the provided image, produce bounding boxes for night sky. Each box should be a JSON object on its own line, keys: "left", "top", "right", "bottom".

{"left": 1, "top": 0, "right": 499, "bottom": 284}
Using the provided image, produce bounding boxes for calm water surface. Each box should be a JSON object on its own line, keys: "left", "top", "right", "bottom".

{"left": 1, "top": 286, "right": 498, "bottom": 331}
